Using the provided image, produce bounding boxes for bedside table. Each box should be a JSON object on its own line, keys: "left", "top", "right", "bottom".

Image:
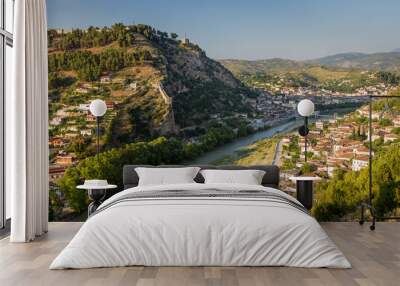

{"left": 77, "top": 184, "right": 117, "bottom": 216}
{"left": 289, "top": 176, "right": 321, "bottom": 210}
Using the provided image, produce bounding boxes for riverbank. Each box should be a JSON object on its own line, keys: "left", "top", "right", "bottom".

{"left": 213, "top": 136, "right": 281, "bottom": 165}
{"left": 190, "top": 107, "right": 357, "bottom": 165}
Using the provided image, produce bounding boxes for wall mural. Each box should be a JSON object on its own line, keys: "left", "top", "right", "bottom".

{"left": 47, "top": 6, "right": 400, "bottom": 222}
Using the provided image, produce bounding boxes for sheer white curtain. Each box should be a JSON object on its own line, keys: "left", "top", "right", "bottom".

{"left": 8, "top": 0, "right": 49, "bottom": 242}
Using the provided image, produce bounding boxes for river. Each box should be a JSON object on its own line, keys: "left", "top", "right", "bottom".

{"left": 190, "top": 107, "right": 356, "bottom": 165}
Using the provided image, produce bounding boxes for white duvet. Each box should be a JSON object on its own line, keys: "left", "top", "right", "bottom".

{"left": 50, "top": 183, "right": 351, "bottom": 269}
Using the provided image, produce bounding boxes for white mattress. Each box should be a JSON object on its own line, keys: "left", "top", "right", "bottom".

{"left": 50, "top": 183, "right": 351, "bottom": 269}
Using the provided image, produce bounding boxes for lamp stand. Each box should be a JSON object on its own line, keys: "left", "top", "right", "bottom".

{"left": 359, "top": 95, "right": 376, "bottom": 230}
{"left": 359, "top": 94, "right": 400, "bottom": 230}
{"left": 304, "top": 117, "right": 308, "bottom": 163}
{"left": 298, "top": 116, "right": 309, "bottom": 163}
{"left": 96, "top": 116, "right": 100, "bottom": 155}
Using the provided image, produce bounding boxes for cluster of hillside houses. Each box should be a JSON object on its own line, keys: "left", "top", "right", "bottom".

{"left": 48, "top": 73, "right": 142, "bottom": 183}
{"left": 257, "top": 76, "right": 392, "bottom": 97}
{"left": 282, "top": 105, "right": 400, "bottom": 177}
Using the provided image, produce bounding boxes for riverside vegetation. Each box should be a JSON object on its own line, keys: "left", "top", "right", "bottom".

{"left": 50, "top": 127, "right": 244, "bottom": 219}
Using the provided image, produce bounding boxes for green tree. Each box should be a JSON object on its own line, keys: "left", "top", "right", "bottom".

{"left": 313, "top": 144, "right": 400, "bottom": 221}
{"left": 379, "top": 118, "right": 393, "bottom": 127}
{"left": 299, "top": 162, "right": 317, "bottom": 175}
{"left": 58, "top": 137, "right": 186, "bottom": 213}
{"left": 392, "top": 127, "right": 400, "bottom": 135}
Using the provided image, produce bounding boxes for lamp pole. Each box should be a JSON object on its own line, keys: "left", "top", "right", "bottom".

{"left": 292, "top": 99, "right": 317, "bottom": 211}
{"left": 96, "top": 116, "right": 100, "bottom": 155}
{"left": 89, "top": 99, "right": 107, "bottom": 156}
{"left": 304, "top": 116, "right": 308, "bottom": 163}
{"left": 368, "top": 96, "right": 372, "bottom": 209}
{"left": 359, "top": 94, "right": 400, "bottom": 229}
{"left": 297, "top": 99, "right": 314, "bottom": 164}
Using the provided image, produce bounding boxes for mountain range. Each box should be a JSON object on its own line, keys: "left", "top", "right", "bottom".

{"left": 220, "top": 51, "right": 400, "bottom": 75}
{"left": 307, "top": 51, "right": 400, "bottom": 72}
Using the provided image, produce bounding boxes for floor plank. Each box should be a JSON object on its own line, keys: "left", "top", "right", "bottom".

{"left": 0, "top": 222, "right": 398, "bottom": 286}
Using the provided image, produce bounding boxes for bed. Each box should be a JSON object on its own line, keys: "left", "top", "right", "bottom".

{"left": 50, "top": 165, "right": 351, "bottom": 269}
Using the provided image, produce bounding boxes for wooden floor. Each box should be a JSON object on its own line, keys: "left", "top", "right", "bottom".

{"left": 0, "top": 222, "right": 399, "bottom": 286}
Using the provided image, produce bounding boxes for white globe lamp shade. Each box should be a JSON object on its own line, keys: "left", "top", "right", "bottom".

{"left": 89, "top": 99, "right": 107, "bottom": 117}
{"left": 297, "top": 99, "right": 315, "bottom": 117}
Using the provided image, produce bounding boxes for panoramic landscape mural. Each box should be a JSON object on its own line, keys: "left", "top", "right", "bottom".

{"left": 47, "top": 0, "right": 400, "bottom": 222}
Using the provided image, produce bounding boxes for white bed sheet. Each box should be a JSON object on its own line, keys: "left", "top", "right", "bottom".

{"left": 50, "top": 183, "right": 351, "bottom": 269}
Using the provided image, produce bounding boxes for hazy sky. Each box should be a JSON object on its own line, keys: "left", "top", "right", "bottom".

{"left": 47, "top": 0, "right": 400, "bottom": 60}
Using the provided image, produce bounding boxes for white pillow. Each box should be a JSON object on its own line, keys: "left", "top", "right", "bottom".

{"left": 200, "top": 169, "right": 266, "bottom": 185}
{"left": 135, "top": 167, "right": 200, "bottom": 186}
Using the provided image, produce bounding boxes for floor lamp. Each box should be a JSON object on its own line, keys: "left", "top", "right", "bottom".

{"left": 81, "top": 99, "right": 110, "bottom": 216}
{"left": 359, "top": 94, "right": 400, "bottom": 231}
{"left": 89, "top": 99, "right": 107, "bottom": 155}
{"left": 297, "top": 99, "right": 315, "bottom": 163}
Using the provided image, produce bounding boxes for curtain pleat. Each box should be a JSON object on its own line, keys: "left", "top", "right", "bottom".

{"left": 10, "top": 0, "right": 49, "bottom": 242}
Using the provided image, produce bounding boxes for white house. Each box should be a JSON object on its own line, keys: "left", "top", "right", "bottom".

{"left": 352, "top": 156, "right": 369, "bottom": 171}
{"left": 100, "top": 76, "right": 111, "bottom": 83}
{"left": 75, "top": 87, "right": 89, "bottom": 94}
{"left": 315, "top": 120, "right": 324, "bottom": 130}
{"left": 50, "top": 117, "right": 62, "bottom": 126}
{"left": 384, "top": 134, "right": 399, "bottom": 143}
{"left": 79, "top": 104, "right": 90, "bottom": 111}
{"left": 80, "top": 129, "right": 92, "bottom": 136}
{"left": 129, "top": 82, "right": 138, "bottom": 90}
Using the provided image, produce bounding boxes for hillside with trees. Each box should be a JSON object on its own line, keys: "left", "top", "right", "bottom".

{"left": 311, "top": 98, "right": 400, "bottom": 221}
{"left": 48, "top": 24, "right": 260, "bottom": 220}
{"left": 48, "top": 24, "right": 258, "bottom": 143}
{"left": 313, "top": 143, "right": 400, "bottom": 221}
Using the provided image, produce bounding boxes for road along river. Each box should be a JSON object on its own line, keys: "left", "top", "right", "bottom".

{"left": 190, "top": 108, "right": 356, "bottom": 165}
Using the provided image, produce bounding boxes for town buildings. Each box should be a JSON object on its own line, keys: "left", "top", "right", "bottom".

{"left": 281, "top": 105, "right": 400, "bottom": 179}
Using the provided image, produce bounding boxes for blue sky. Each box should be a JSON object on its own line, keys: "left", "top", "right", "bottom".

{"left": 47, "top": 0, "right": 400, "bottom": 60}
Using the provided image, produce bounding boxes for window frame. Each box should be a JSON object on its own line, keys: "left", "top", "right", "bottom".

{"left": 0, "top": 0, "right": 13, "bottom": 230}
